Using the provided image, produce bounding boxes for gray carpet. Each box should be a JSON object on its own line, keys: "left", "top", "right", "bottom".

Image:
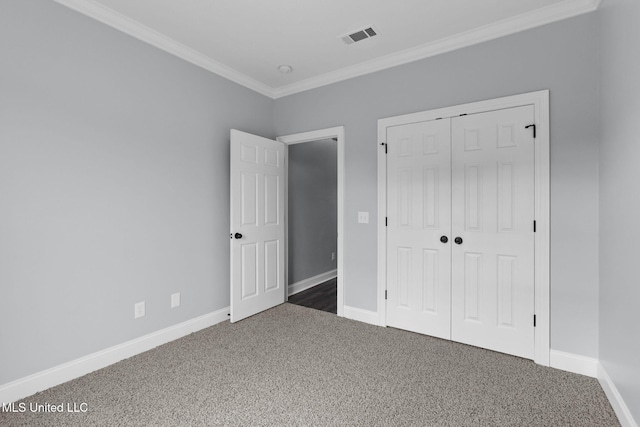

{"left": 1, "top": 303, "right": 619, "bottom": 426}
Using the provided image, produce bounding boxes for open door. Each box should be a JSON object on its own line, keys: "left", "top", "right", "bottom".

{"left": 230, "top": 130, "right": 285, "bottom": 322}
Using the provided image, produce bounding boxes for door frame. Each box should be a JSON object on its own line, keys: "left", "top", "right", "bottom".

{"left": 277, "top": 126, "right": 345, "bottom": 317}
{"left": 376, "top": 90, "right": 550, "bottom": 366}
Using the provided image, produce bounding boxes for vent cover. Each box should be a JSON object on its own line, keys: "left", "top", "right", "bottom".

{"left": 340, "top": 26, "right": 378, "bottom": 45}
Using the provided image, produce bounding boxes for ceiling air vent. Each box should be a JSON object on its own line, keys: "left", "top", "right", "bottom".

{"left": 340, "top": 26, "right": 378, "bottom": 45}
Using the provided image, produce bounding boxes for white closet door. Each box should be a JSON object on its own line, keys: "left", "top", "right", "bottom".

{"left": 386, "top": 119, "right": 452, "bottom": 339}
{"left": 230, "top": 130, "right": 285, "bottom": 322}
{"left": 450, "top": 105, "right": 535, "bottom": 359}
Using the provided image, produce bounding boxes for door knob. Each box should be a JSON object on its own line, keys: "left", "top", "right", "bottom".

{"left": 454, "top": 237, "right": 463, "bottom": 245}
{"left": 234, "top": 233, "right": 243, "bottom": 239}
{"left": 440, "top": 236, "right": 448, "bottom": 243}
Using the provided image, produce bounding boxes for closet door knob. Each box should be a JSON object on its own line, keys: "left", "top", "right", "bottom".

{"left": 454, "top": 237, "right": 463, "bottom": 245}
{"left": 234, "top": 233, "right": 243, "bottom": 239}
{"left": 440, "top": 236, "right": 448, "bottom": 243}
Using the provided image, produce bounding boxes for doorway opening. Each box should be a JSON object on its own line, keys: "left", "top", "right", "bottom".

{"left": 277, "top": 127, "right": 345, "bottom": 317}
{"left": 286, "top": 138, "right": 338, "bottom": 314}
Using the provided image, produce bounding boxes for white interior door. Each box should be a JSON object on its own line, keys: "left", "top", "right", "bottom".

{"left": 230, "top": 130, "right": 285, "bottom": 322}
{"left": 386, "top": 119, "right": 452, "bottom": 339}
{"left": 384, "top": 105, "right": 536, "bottom": 359}
{"left": 450, "top": 105, "right": 535, "bottom": 359}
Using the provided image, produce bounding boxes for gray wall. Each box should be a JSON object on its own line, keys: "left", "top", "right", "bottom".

{"left": 274, "top": 14, "right": 601, "bottom": 357}
{"left": 0, "top": 0, "right": 607, "bottom": 389}
{"left": 0, "top": 0, "right": 273, "bottom": 385}
{"left": 598, "top": 0, "right": 640, "bottom": 419}
{"left": 288, "top": 139, "right": 338, "bottom": 284}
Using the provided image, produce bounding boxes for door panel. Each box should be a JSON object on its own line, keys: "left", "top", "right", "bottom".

{"left": 386, "top": 119, "right": 452, "bottom": 339}
{"left": 231, "top": 130, "right": 285, "bottom": 322}
{"left": 450, "top": 105, "right": 535, "bottom": 359}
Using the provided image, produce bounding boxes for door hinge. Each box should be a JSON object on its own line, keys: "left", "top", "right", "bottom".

{"left": 385, "top": 217, "right": 388, "bottom": 227}
{"left": 533, "top": 220, "right": 537, "bottom": 232}
{"left": 533, "top": 314, "right": 537, "bottom": 327}
{"left": 380, "top": 142, "right": 387, "bottom": 154}
{"left": 385, "top": 290, "right": 388, "bottom": 300}
{"left": 525, "top": 124, "right": 537, "bottom": 138}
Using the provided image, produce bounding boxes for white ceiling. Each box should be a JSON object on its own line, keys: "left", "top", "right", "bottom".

{"left": 54, "top": 0, "right": 600, "bottom": 98}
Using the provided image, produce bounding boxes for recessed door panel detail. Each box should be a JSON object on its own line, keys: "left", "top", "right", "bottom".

{"left": 241, "top": 173, "right": 258, "bottom": 226}
{"left": 241, "top": 243, "right": 258, "bottom": 299}
{"left": 464, "top": 253, "right": 482, "bottom": 321}
{"left": 498, "top": 162, "right": 515, "bottom": 232}
{"left": 264, "top": 148, "right": 279, "bottom": 167}
{"left": 399, "top": 137, "right": 412, "bottom": 157}
{"left": 497, "top": 124, "right": 517, "bottom": 148}
{"left": 398, "top": 169, "right": 412, "bottom": 227}
{"left": 264, "top": 174, "right": 279, "bottom": 226}
{"left": 423, "top": 134, "right": 439, "bottom": 155}
{"left": 241, "top": 144, "right": 258, "bottom": 164}
{"left": 464, "top": 129, "right": 481, "bottom": 151}
{"left": 423, "top": 168, "right": 439, "bottom": 229}
{"left": 497, "top": 255, "right": 516, "bottom": 328}
{"left": 264, "top": 240, "right": 279, "bottom": 291}
{"left": 397, "top": 247, "right": 412, "bottom": 308}
{"left": 465, "top": 165, "right": 482, "bottom": 231}
{"left": 422, "top": 249, "right": 438, "bottom": 312}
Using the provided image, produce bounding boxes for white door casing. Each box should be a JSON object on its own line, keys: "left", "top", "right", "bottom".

{"left": 230, "top": 130, "right": 285, "bottom": 322}
{"left": 386, "top": 119, "right": 452, "bottom": 339}
{"left": 277, "top": 127, "right": 346, "bottom": 317}
{"left": 377, "top": 90, "right": 550, "bottom": 365}
{"left": 450, "top": 105, "right": 535, "bottom": 359}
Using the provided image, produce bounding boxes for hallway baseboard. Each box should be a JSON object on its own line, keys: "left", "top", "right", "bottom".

{"left": 288, "top": 269, "right": 337, "bottom": 296}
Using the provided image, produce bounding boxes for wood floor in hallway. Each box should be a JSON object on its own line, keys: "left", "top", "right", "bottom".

{"left": 288, "top": 278, "right": 337, "bottom": 314}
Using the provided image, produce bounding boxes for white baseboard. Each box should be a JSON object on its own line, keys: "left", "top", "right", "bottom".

{"left": 288, "top": 269, "right": 337, "bottom": 296}
{"left": 0, "top": 307, "right": 230, "bottom": 405}
{"left": 549, "top": 349, "right": 598, "bottom": 377}
{"left": 598, "top": 363, "right": 638, "bottom": 427}
{"left": 343, "top": 305, "right": 382, "bottom": 326}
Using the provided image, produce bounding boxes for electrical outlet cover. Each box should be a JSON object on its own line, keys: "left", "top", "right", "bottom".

{"left": 171, "top": 292, "right": 181, "bottom": 308}
{"left": 134, "top": 301, "right": 145, "bottom": 319}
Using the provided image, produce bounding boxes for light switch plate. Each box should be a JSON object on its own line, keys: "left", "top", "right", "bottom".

{"left": 358, "top": 211, "right": 369, "bottom": 224}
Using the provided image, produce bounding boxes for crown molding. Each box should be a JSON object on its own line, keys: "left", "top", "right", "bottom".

{"left": 272, "top": 0, "right": 601, "bottom": 98}
{"left": 54, "top": 0, "right": 599, "bottom": 100}
{"left": 52, "top": 0, "right": 276, "bottom": 98}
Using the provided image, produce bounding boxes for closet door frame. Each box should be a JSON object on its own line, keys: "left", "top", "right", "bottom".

{"left": 376, "top": 90, "right": 550, "bottom": 366}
